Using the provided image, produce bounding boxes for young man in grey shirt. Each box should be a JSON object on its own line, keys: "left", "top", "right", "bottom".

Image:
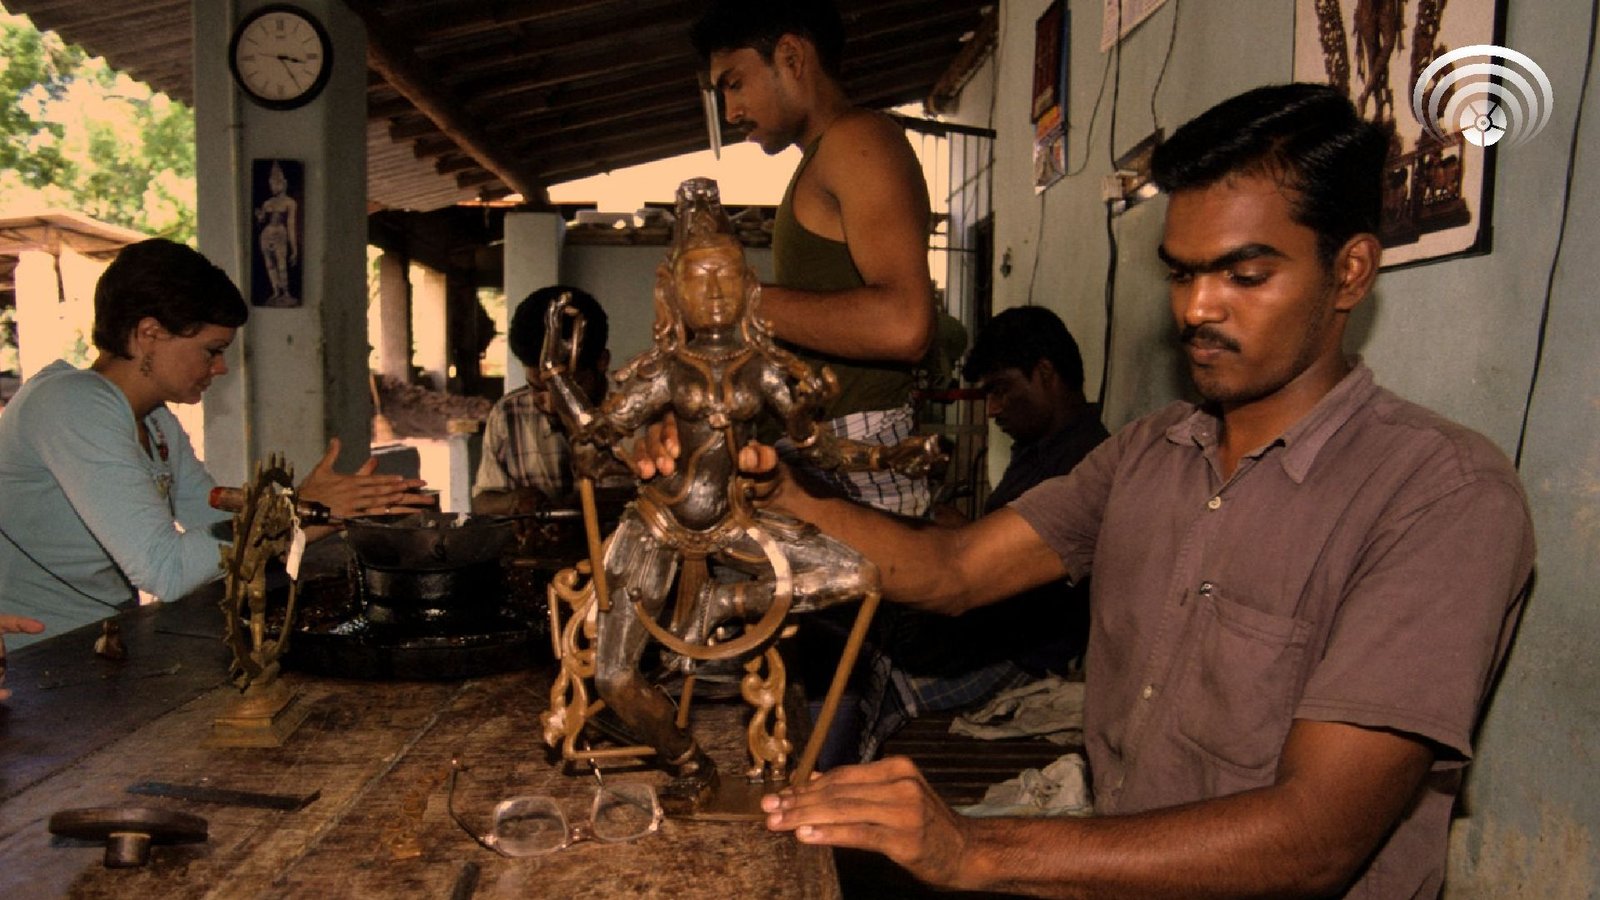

{"left": 753, "top": 83, "right": 1534, "bottom": 898}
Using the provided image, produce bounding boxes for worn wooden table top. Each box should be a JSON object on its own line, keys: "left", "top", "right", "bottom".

{"left": 0, "top": 593, "right": 840, "bottom": 899}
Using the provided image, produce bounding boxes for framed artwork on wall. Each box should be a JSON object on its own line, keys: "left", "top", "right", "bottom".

{"left": 1032, "top": 1, "right": 1070, "bottom": 190}
{"left": 250, "top": 158, "right": 304, "bottom": 307}
{"left": 1294, "top": 0, "right": 1509, "bottom": 268}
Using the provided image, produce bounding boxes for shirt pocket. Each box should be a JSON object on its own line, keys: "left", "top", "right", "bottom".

{"left": 1173, "top": 585, "right": 1312, "bottom": 778}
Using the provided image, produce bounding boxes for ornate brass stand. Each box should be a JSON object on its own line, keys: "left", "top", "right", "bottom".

{"left": 208, "top": 455, "right": 312, "bottom": 747}
{"left": 540, "top": 485, "right": 881, "bottom": 819}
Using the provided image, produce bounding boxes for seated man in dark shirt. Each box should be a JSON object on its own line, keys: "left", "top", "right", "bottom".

{"left": 857, "top": 306, "right": 1109, "bottom": 760}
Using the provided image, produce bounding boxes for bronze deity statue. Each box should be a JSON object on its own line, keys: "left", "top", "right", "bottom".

{"left": 538, "top": 178, "right": 941, "bottom": 800}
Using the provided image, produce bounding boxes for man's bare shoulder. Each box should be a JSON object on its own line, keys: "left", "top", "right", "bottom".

{"left": 808, "top": 109, "right": 925, "bottom": 209}
{"left": 817, "top": 108, "right": 917, "bottom": 160}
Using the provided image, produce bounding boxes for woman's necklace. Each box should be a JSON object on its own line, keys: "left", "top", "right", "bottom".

{"left": 147, "top": 418, "right": 170, "bottom": 463}
{"left": 145, "top": 417, "right": 173, "bottom": 504}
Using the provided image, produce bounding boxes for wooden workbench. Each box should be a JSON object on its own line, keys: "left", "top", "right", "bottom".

{"left": 0, "top": 592, "right": 840, "bottom": 899}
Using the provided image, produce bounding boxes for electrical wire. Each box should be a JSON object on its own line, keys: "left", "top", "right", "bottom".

{"left": 1099, "top": 201, "right": 1117, "bottom": 408}
{"left": 1096, "top": 1, "right": 1126, "bottom": 407}
{"left": 1108, "top": 4, "right": 1123, "bottom": 171}
{"left": 1024, "top": 188, "right": 1048, "bottom": 306}
{"left": 1094, "top": 0, "right": 1181, "bottom": 407}
{"left": 985, "top": 6, "right": 1004, "bottom": 133}
{"left": 1065, "top": 51, "right": 1115, "bottom": 177}
{"left": 1150, "top": 0, "right": 1182, "bottom": 131}
{"left": 1512, "top": 3, "right": 1597, "bottom": 469}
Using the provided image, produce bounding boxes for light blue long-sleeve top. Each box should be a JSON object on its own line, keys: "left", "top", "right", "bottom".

{"left": 0, "top": 360, "right": 230, "bottom": 648}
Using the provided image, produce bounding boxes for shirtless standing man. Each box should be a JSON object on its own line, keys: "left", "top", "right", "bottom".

{"left": 691, "top": 0, "right": 936, "bottom": 516}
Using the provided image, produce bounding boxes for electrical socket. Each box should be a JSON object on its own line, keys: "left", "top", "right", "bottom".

{"left": 1101, "top": 173, "right": 1128, "bottom": 203}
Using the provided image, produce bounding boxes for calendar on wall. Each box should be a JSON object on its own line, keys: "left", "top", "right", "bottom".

{"left": 1100, "top": 0, "right": 1169, "bottom": 51}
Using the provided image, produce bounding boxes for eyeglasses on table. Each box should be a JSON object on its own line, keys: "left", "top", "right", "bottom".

{"left": 446, "top": 755, "right": 663, "bottom": 857}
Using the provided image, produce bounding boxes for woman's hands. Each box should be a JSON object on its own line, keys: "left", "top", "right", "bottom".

{"left": 0, "top": 614, "right": 45, "bottom": 637}
{"left": 298, "top": 438, "right": 431, "bottom": 522}
{"left": 1, "top": 614, "right": 46, "bottom": 701}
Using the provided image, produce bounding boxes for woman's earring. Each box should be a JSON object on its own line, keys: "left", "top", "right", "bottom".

{"left": 139, "top": 353, "right": 155, "bottom": 377}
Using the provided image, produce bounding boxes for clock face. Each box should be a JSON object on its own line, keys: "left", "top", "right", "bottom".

{"left": 229, "top": 5, "right": 333, "bottom": 110}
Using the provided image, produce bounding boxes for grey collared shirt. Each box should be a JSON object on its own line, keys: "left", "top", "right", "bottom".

{"left": 1011, "top": 363, "right": 1534, "bottom": 898}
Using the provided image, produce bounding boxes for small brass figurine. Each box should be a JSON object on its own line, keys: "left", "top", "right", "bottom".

{"left": 540, "top": 179, "right": 941, "bottom": 807}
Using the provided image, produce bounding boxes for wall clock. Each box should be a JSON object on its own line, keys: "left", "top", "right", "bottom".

{"left": 229, "top": 4, "right": 333, "bottom": 110}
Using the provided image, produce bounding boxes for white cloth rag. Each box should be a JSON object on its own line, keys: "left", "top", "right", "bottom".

{"left": 949, "top": 674, "right": 1084, "bottom": 745}
{"left": 958, "top": 752, "right": 1092, "bottom": 818}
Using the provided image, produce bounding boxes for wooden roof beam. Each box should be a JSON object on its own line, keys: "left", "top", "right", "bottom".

{"left": 346, "top": 0, "right": 551, "bottom": 207}
{"left": 386, "top": 0, "right": 629, "bottom": 45}
{"left": 929, "top": 6, "right": 998, "bottom": 114}
{"left": 535, "top": 133, "right": 710, "bottom": 184}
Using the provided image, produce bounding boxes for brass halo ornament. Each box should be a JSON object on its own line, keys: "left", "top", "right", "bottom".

{"left": 228, "top": 4, "right": 333, "bottom": 111}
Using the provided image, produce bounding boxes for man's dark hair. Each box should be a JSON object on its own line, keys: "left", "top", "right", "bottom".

{"left": 692, "top": 0, "right": 846, "bottom": 79}
{"left": 508, "top": 285, "right": 608, "bottom": 371}
{"left": 964, "top": 306, "right": 1085, "bottom": 391}
{"left": 92, "top": 238, "right": 248, "bottom": 359}
{"left": 1149, "top": 82, "right": 1389, "bottom": 267}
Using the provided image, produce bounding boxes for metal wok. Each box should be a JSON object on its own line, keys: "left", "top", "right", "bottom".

{"left": 342, "top": 511, "right": 516, "bottom": 571}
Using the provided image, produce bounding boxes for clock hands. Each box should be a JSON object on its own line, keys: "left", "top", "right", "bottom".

{"left": 276, "top": 54, "right": 307, "bottom": 91}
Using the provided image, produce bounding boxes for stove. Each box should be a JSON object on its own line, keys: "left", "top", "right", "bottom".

{"left": 283, "top": 512, "right": 562, "bottom": 680}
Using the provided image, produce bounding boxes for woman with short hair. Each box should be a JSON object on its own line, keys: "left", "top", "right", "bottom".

{"left": 0, "top": 238, "right": 424, "bottom": 651}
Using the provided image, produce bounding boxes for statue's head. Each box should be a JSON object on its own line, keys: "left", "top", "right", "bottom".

{"left": 665, "top": 177, "right": 755, "bottom": 336}
{"left": 268, "top": 160, "right": 288, "bottom": 194}
{"left": 673, "top": 231, "right": 750, "bottom": 332}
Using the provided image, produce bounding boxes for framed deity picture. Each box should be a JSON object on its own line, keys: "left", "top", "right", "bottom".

{"left": 1032, "top": 1, "right": 1070, "bottom": 190}
{"left": 1033, "top": 0, "right": 1068, "bottom": 122}
{"left": 249, "top": 158, "right": 305, "bottom": 307}
{"left": 1294, "top": 0, "right": 1508, "bottom": 268}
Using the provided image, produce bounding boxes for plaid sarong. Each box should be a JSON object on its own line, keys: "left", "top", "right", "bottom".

{"left": 777, "top": 405, "right": 930, "bottom": 517}
{"left": 856, "top": 645, "right": 1034, "bottom": 761}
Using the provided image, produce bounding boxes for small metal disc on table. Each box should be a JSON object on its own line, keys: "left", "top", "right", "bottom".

{"left": 48, "top": 807, "right": 208, "bottom": 868}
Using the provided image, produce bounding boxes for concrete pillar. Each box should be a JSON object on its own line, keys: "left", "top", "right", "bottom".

{"left": 194, "top": 0, "right": 371, "bottom": 485}
{"left": 502, "top": 212, "right": 565, "bottom": 391}
{"left": 13, "top": 249, "right": 60, "bottom": 380}
{"left": 446, "top": 272, "right": 485, "bottom": 395}
{"left": 56, "top": 248, "right": 100, "bottom": 359}
{"left": 376, "top": 249, "right": 410, "bottom": 382}
{"left": 14, "top": 246, "right": 110, "bottom": 379}
{"left": 410, "top": 262, "right": 447, "bottom": 391}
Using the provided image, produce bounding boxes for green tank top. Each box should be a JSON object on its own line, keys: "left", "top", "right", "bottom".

{"left": 772, "top": 137, "right": 915, "bottom": 421}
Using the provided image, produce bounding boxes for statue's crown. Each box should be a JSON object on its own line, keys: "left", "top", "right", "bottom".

{"left": 672, "top": 177, "right": 738, "bottom": 254}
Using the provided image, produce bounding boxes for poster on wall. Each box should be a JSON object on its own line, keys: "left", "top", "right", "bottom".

{"left": 250, "top": 158, "right": 304, "bottom": 307}
{"left": 1295, "top": 0, "right": 1507, "bottom": 268}
{"left": 1101, "top": 0, "right": 1169, "bottom": 52}
{"left": 1034, "top": 106, "right": 1068, "bottom": 190}
{"left": 1033, "top": 1, "right": 1070, "bottom": 190}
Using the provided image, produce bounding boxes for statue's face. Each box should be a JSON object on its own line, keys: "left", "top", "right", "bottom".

{"left": 674, "top": 241, "right": 748, "bottom": 332}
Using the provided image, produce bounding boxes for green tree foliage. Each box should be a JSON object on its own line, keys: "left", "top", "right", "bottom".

{"left": 0, "top": 9, "right": 196, "bottom": 242}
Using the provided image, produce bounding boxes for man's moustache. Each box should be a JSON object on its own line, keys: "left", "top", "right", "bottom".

{"left": 1179, "top": 325, "right": 1240, "bottom": 353}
